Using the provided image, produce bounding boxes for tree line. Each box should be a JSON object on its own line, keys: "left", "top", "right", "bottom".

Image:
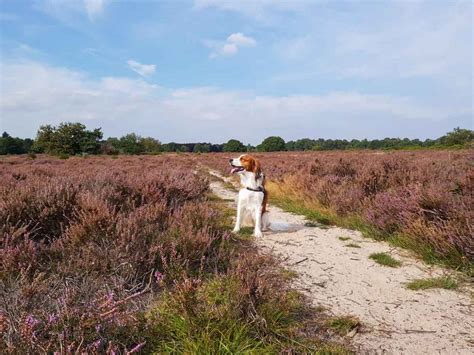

{"left": 1, "top": 123, "right": 472, "bottom": 156}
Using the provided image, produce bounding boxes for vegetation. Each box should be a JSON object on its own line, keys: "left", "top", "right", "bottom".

{"left": 326, "top": 316, "right": 360, "bottom": 336}
{"left": 369, "top": 253, "right": 402, "bottom": 267}
{"left": 258, "top": 136, "right": 286, "bottom": 152}
{"left": 286, "top": 127, "right": 474, "bottom": 151}
{"left": 34, "top": 122, "right": 103, "bottom": 155}
{"left": 405, "top": 277, "right": 458, "bottom": 291}
{"left": 0, "top": 155, "right": 346, "bottom": 353}
{"left": 0, "top": 132, "right": 33, "bottom": 154}
{"left": 345, "top": 243, "right": 361, "bottom": 248}
{"left": 198, "top": 150, "right": 472, "bottom": 274}
{"left": 223, "top": 139, "right": 246, "bottom": 152}
{"left": 1, "top": 124, "right": 472, "bottom": 155}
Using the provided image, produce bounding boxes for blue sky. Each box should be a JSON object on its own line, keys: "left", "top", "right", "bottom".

{"left": 0, "top": 0, "right": 472, "bottom": 144}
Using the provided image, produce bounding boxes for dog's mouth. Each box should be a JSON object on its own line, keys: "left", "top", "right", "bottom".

{"left": 230, "top": 164, "right": 245, "bottom": 174}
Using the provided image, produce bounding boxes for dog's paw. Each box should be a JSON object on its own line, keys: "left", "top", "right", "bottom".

{"left": 232, "top": 227, "right": 240, "bottom": 233}
{"left": 254, "top": 230, "right": 263, "bottom": 238}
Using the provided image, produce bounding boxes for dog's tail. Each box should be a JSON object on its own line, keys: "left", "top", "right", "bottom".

{"left": 262, "top": 182, "right": 268, "bottom": 214}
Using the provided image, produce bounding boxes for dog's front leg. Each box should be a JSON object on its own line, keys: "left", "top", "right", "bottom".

{"left": 233, "top": 192, "right": 243, "bottom": 233}
{"left": 254, "top": 206, "right": 263, "bottom": 238}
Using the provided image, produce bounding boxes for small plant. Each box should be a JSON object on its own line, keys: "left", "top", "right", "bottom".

{"left": 338, "top": 236, "right": 351, "bottom": 241}
{"left": 345, "top": 243, "right": 361, "bottom": 248}
{"left": 326, "top": 316, "right": 360, "bottom": 336}
{"left": 369, "top": 252, "right": 402, "bottom": 267}
{"left": 27, "top": 152, "right": 37, "bottom": 159}
{"left": 406, "top": 276, "right": 458, "bottom": 290}
{"left": 58, "top": 153, "right": 70, "bottom": 159}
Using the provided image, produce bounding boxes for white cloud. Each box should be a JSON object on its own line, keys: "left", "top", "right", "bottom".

{"left": 35, "top": 0, "right": 107, "bottom": 23}
{"left": 222, "top": 43, "right": 238, "bottom": 56}
{"left": 1, "top": 61, "right": 470, "bottom": 142}
{"left": 227, "top": 32, "right": 256, "bottom": 47}
{"left": 127, "top": 60, "right": 156, "bottom": 77}
{"left": 194, "top": 0, "right": 308, "bottom": 22}
{"left": 208, "top": 32, "right": 257, "bottom": 57}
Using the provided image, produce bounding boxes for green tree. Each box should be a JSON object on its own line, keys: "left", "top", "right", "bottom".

{"left": 193, "top": 143, "right": 210, "bottom": 153}
{"left": 142, "top": 137, "right": 161, "bottom": 153}
{"left": 0, "top": 132, "right": 29, "bottom": 154}
{"left": 223, "top": 139, "right": 246, "bottom": 152}
{"left": 33, "top": 123, "right": 102, "bottom": 155}
{"left": 440, "top": 127, "right": 474, "bottom": 146}
{"left": 119, "top": 133, "right": 145, "bottom": 154}
{"left": 257, "top": 136, "right": 286, "bottom": 152}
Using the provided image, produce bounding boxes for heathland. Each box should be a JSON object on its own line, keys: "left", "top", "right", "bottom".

{"left": 1, "top": 150, "right": 472, "bottom": 353}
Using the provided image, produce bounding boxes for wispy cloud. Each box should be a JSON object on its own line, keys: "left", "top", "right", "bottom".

{"left": 127, "top": 60, "right": 156, "bottom": 77}
{"left": 208, "top": 32, "right": 256, "bottom": 58}
{"left": 35, "top": 0, "right": 107, "bottom": 23}
{"left": 2, "top": 61, "right": 470, "bottom": 142}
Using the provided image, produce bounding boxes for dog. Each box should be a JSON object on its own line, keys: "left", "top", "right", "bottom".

{"left": 229, "top": 154, "right": 269, "bottom": 237}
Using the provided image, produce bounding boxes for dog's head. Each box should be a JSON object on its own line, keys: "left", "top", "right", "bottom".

{"left": 229, "top": 154, "right": 262, "bottom": 177}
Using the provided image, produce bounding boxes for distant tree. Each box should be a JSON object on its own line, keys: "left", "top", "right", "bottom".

{"left": 141, "top": 137, "right": 161, "bottom": 153}
{"left": 161, "top": 142, "right": 178, "bottom": 152}
{"left": 34, "top": 123, "right": 102, "bottom": 155}
{"left": 257, "top": 136, "right": 286, "bottom": 152}
{"left": 440, "top": 127, "right": 474, "bottom": 146}
{"left": 0, "top": 132, "right": 29, "bottom": 154}
{"left": 193, "top": 143, "right": 210, "bottom": 153}
{"left": 118, "top": 133, "right": 145, "bottom": 154}
{"left": 178, "top": 145, "right": 190, "bottom": 152}
{"left": 223, "top": 139, "right": 246, "bottom": 152}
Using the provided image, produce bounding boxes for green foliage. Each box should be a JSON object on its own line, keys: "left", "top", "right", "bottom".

{"left": 345, "top": 243, "right": 361, "bottom": 248}
{"left": 439, "top": 127, "right": 474, "bottom": 146}
{"left": 286, "top": 127, "right": 474, "bottom": 151}
{"left": 369, "top": 252, "right": 402, "bottom": 267}
{"left": 223, "top": 139, "right": 246, "bottom": 152}
{"left": 193, "top": 143, "right": 211, "bottom": 153}
{"left": 405, "top": 277, "right": 458, "bottom": 290}
{"left": 0, "top": 132, "right": 33, "bottom": 154}
{"left": 33, "top": 122, "right": 102, "bottom": 155}
{"left": 258, "top": 136, "right": 286, "bottom": 152}
{"left": 105, "top": 133, "right": 161, "bottom": 154}
{"left": 326, "top": 316, "right": 360, "bottom": 336}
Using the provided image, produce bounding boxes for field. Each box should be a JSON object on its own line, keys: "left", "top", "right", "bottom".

{"left": 197, "top": 150, "right": 473, "bottom": 272}
{"left": 0, "top": 155, "right": 345, "bottom": 353}
{"left": 1, "top": 150, "right": 472, "bottom": 352}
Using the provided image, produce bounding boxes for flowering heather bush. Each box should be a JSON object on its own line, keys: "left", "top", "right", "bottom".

{"left": 1, "top": 155, "right": 338, "bottom": 353}
{"left": 196, "top": 150, "right": 473, "bottom": 268}
{"left": 0, "top": 155, "right": 219, "bottom": 351}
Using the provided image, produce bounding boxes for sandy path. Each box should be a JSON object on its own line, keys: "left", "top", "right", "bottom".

{"left": 209, "top": 171, "right": 473, "bottom": 355}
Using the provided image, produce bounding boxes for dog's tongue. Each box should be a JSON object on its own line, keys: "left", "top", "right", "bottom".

{"left": 230, "top": 167, "right": 239, "bottom": 174}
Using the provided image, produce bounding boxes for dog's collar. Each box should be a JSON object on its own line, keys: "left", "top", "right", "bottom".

{"left": 246, "top": 186, "right": 265, "bottom": 193}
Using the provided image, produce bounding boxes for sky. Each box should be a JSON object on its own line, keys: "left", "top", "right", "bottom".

{"left": 0, "top": 0, "right": 472, "bottom": 144}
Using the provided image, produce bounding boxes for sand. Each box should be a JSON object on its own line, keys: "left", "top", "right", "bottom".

{"left": 209, "top": 170, "right": 473, "bottom": 355}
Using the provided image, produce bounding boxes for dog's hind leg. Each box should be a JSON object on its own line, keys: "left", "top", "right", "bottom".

{"left": 254, "top": 206, "right": 263, "bottom": 238}
{"left": 261, "top": 212, "right": 270, "bottom": 231}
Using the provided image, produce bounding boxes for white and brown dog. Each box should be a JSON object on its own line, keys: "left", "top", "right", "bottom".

{"left": 229, "top": 154, "right": 270, "bottom": 237}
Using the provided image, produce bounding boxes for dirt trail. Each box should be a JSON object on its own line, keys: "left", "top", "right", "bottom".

{"left": 209, "top": 170, "right": 473, "bottom": 355}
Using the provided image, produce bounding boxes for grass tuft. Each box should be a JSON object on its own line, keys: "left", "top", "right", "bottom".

{"left": 369, "top": 252, "right": 402, "bottom": 267}
{"left": 338, "top": 236, "right": 351, "bottom": 241}
{"left": 326, "top": 316, "right": 360, "bottom": 336}
{"left": 406, "top": 276, "right": 458, "bottom": 291}
{"left": 345, "top": 243, "right": 361, "bottom": 248}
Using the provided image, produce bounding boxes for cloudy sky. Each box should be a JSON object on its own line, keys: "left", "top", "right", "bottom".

{"left": 0, "top": 0, "right": 472, "bottom": 143}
